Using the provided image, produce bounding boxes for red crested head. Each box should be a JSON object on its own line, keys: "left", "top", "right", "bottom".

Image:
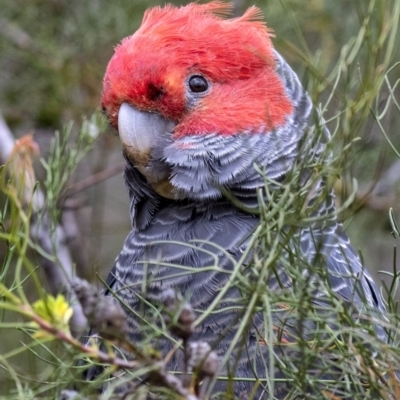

{"left": 102, "top": 1, "right": 293, "bottom": 137}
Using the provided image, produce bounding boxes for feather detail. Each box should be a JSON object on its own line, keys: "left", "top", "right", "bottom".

{"left": 102, "top": 2, "right": 279, "bottom": 132}
{"left": 94, "top": 4, "right": 389, "bottom": 398}
{"left": 197, "top": 1, "right": 234, "bottom": 17}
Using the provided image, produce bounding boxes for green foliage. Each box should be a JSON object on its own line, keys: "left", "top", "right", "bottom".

{"left": 0, "top": 113, "right": 105, "bottom": 398}
{"left": 40, "top": 112, "right": 107, "bottom": 221}
{"left": 0, "top": 0, "right": 399, "bottom": 399}
{"left": 0, "top": 0, "right": 150, "bottom": 126}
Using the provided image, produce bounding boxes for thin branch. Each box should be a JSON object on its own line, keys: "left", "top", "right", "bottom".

{"left": 66, "top": 161, "right": 125, "bottom": 197}
{"left": 0, "top": 111, "right": 87, "bottom": 337}
{"left": 25, "top": 305, "right": 199, "bottom": 400}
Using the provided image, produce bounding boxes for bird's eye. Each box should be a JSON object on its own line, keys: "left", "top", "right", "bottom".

{"left": 188, "top": 75, "right": 209, "bottom": 93}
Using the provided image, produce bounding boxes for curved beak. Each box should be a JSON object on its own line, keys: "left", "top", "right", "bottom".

{"left": 118, "top": 102, "right": 176, "bottom": 167}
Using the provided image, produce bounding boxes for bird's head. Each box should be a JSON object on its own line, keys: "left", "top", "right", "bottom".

{"left": 102, "top": 2, "right": 310, "bottom": 202}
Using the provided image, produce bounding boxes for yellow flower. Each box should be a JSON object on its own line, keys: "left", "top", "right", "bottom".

{"left": 32, "top": 294, "right": 73, "bottom": 339}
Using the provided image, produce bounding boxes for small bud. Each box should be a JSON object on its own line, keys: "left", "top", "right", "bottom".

{"left": 187, "top": 342, "right": 219, "bottom": 378}
{"left": 70, "top": 277, "right": 98, "bottom": 317}
{"left": 161, "top": 289, "right": 196, "bottom": 340}
{"left": 92, "top": 296, "right": 129, "bottom": 340}
{"left": 71, "top": 277, "right": 128, "bottom": 340}
{"left": 173, "top": 303, "right": 196, "bottom": 340}
{"left": 161, "top": 288, "right": 178, "bottom": 309}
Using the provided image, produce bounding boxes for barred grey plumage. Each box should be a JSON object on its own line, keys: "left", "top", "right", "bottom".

{"left": 97, "top": 49, "right": 387, "bottom": 398}
{"left": 85, "top": 3, "right": 392, "bottom": 398}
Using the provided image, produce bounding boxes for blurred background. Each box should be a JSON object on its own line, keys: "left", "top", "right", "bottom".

{"left": 0, "top": 0, "right": 399, "bottom": 391}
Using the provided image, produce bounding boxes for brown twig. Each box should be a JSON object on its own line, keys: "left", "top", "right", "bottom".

{"left": 26, "top": 305, "right": 199, "bottom": 400}
{"left": 66, "top": 161, "right": 125, "bottom": 197}
{"left": 0, "top": 111, "right": 87, "bottom": 337}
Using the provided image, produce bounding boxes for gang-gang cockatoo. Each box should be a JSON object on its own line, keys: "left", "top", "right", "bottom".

{"left": 98, "top": 2, "right": 387, "bottom": 398}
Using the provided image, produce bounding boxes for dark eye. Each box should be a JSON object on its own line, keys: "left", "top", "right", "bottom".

{"left": 188, "top": 75, "right": 209, "bottom": 93}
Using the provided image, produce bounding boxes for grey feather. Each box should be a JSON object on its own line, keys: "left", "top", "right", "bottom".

{"left": 95, "top": 51, "right": 386, "bottom": 398}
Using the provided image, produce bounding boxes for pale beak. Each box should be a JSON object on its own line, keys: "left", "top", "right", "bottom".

{"left": 117, "top": 102, "right": 176, "bottom": 168}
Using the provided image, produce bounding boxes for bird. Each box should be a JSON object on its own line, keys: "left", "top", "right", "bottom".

{"left": 98, "top": 2, "right": 387, "bottom": 398}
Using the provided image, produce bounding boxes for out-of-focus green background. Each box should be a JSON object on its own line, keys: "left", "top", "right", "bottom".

{"left": 0, "top": 0, "right": 399, "bottom": 391}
